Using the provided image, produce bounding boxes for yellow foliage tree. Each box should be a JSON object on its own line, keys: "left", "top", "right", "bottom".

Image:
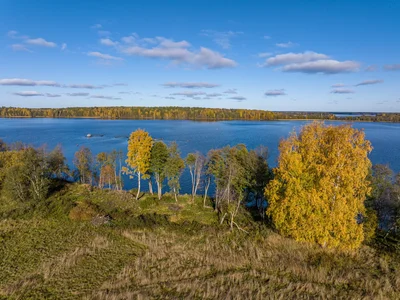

{"left": 125, "top": 129, "right": 153, "bottom": 200}
{"left": 265, "top": 122, "right": 372, "bottom": 250}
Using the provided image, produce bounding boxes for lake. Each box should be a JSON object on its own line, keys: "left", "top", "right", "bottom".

{"left": 1, "top": 118, "right": 399, "bottom": 194}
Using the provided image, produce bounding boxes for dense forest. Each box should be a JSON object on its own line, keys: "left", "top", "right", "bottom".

{"left": 1, "top": 122, "right": 400, "bottom": 298}
{"left": 2, "top": 106, "right": 400, "bottom": 122}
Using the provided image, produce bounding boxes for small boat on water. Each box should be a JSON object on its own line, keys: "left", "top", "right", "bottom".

{"left": 86, "top": 134, "right": 92, "bottom": 138}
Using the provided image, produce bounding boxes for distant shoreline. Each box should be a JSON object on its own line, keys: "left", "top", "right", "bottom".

{"left": 1, "top": 106, "right": 398, "bottom": 123}
{"left": 0, "top": 116, "right": 390, "bottom": 123}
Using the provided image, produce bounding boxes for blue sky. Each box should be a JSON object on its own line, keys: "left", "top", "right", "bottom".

{"left": 0, "top": 0, "right": 399, "bottom": 112}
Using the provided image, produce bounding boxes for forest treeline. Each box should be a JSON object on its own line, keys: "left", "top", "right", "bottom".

{"left": 1, "top": 106, "right": 400, "bottom": 122}
{"left": 1, "top": 122, "right": 400, "bottom": 250}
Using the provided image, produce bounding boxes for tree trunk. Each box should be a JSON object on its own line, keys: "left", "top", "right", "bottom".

{"left": 114, "top": 166, "right": 118, "bottom": 190}
{"left": 189, "top": 167, "right": 195, "bottom": 201}
{"left": 136, "top": 172, "right": 141, "bottom": 200}
{"left": 204, "top": 177, "right": 210, "bottom": 207}
{"left": 148, "top": 180, "right": 153, "bottom": 195}
{"left": 156, "top": 175, "right": 162, "bottom": 200}
{"left": 118, "top": 157, "right": 123, "bottom": 190}
{"left": 99, "top": 169, "right": 103, "bottom": 188}
{"left": 174, "top": 187, "right": 178, "bottom": 202}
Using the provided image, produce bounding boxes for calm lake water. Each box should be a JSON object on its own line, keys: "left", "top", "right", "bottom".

{"left": 1, "top": 118, "right": 399, "bottom": 194}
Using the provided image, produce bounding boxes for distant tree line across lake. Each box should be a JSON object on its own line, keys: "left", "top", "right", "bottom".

{"left": 1, "top": 106, "right": 400, "bottom": 122}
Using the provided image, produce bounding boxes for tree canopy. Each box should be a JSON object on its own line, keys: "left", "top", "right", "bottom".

{"left": 265, "top": 122, "right": 373, "bottom": 249}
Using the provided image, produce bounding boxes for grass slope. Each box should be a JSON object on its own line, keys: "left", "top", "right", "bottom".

{"left": 1, "top": 183, "right": 400, "bottom": 299}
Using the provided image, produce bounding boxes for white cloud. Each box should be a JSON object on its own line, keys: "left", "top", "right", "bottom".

{"left": 384, "top": 64, "right": 400, "bottom": 71}
{"left": 263, "top": 51, "right": 359, "bottom": 74}
{"left": 170, "top": 91, "right": 206, "bottom": 98}
{"left": 162, "top": 82, "right": 220, "bottom": 88}
{"left": 91, "top": 24, "right": 102, "bottom": 29}
{"left": 0, "top": 78, "right": 120, "bottom": 89}
{"left": 276, "top": 41, "right": 297, "bottom": 48}
{"left": 229, "top": 96, "right": 246, "bottom": 101}
{"left": 26, "top": 38, "right": 57, "bottom": 48}
{"left": 263, "top": 35, "right": 271, "bottom": 39}
{"left": 265, "top": 89, "right": 286, "bottom": 96}
{"left": 45, "top": 93, "right": 61, "bottom": 97}
{"left": 355, "top": 79, "right": 383, "bottom": 86}
{"left": 13, "top": 91, "right": 60, "bottom": 97}
{"left": 0, "top": 78, "right": 59, "bottom": 86}
{"left": 120, "top": 36, "right": 236, "bottom": 69}
{"left": 206, "top": 93, "right": 223, "bottom": 97}
{"left": 331, "top": 83, "right": 346, "bottom": 87}
{"left": 223, "top": 88, "right": 237, "bottom": 94}
{"left": 365, "top": 65, "right": 377, "bottom": 72}
{"left": 331, "top": 88, "right": 355, "bottom": 94}
{"left": 88, "top": 51, "right": 123, "bottom": 60}
{"left": 61, "top": 43, "right": 67, "bottom": 50}
{"left": 100, "top": 38, "right": 118, "bottom": 46}
{"left": 66, "top": 92, "right": 90, "bottom": 96}
{"left": 265, "top": 51, "right": 330, "bottom": 66}
{"left": 7, "top": 31, "right": 58, "bottom": 50}
{"left": 200, "top": 30, "right": 242, "bottom": 49}
{"left": 8, "top": 30, "right": 19, "bottom": 38}
{"left": 11, "top": 44, "right": 32, "bottom": 52}
{"left": 68, "top": 84, "right": 102, "bottom": 89}
{"left": 90, "top": 95, "right": 121, "bottom": 100}
{"left": 282, "top": 60, "right": 360, "bottom": 74}
{"left": 13, "top": 91, "right": 43, "bottom": 97}
{"left": 258, "top": 52, "right": 273, "bottom": 58}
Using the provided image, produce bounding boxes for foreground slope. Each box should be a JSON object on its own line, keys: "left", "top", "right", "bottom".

{"left": 1, "top": 184, "right": 400, "bottom": 299}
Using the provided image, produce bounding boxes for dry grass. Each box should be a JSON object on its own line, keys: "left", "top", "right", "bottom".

{"left": 89, "top": 227, "right": 400, "bottom": 299}
{"left": 1, "top": 184, "right": 400, "bottom": 299}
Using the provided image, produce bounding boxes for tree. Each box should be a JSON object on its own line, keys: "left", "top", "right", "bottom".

{"left": 185, "top": 152, "right": 206, "bottom": 202}
{"left": 47, "top": 145, "right": 68, "bottom": 179}
{"left": 1, "top": 147, "right": 51, "bottom": 202}
{"left": 0, "top": 139, "right": 7, "bottom": 152}
{"left": 150, "top": 141, "right": 169, "bottom": 200}
{"left": 125, "top": 129, "right": 153, "bottom": 200}
{"left": 96, "top": 152, "right": 108, "bottom": 188}
{"left": 265, "top": 122, "right": 372, "bottom": 250}
{"left": 165, "top": 142, "right": 184, "bottom": 202}
{"left": 247, "top": 146, "right": 271, "bottom": 218}
{"left": 73, "top": 146, "right": 94, "bottom": 184}
{"left": 206, "top": 145, "right": 253, "bottom": 230}
{"left": 368, "top": 164, "right": 400, "bottom": 233}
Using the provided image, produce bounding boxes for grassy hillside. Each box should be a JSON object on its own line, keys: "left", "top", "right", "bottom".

{"left": 1, "top": 183, "right": 400, "bottom": 299}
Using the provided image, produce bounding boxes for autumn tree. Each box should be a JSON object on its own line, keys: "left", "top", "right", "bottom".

{"left": 185, "top": 152, "right": 206, "bottom": 201}
{"left": 125, "top": 129, "right": 153, "bottom": 200}
{"left": 73, "top": 146, "right": 94, "bottom": 184}
{"left": 265, "top": 122, "right": 372, "bottom": 249}
{"left": 165, "top": 142, "right": 184, "bottom": 202}
{"left": 150, "top": 141, "right": 169, "bottom": 200}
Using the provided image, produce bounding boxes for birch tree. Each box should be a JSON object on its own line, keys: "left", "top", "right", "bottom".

{"left": 150, "top": 141, "right": 169, "bottom": 200}
{"left": 265, "top": 122, "right": 372, "bottom": 250}
{"left": 125, "top": 129, "right": 153, "bottom": 200}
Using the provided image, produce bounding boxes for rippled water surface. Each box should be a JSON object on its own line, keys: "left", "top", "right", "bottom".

{"left": 1, "top": 118, "right": 399, "bottom": 193}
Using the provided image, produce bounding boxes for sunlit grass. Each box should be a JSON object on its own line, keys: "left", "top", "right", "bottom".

{"left": 1, "top": 183, "right": 400, "bottom": 299}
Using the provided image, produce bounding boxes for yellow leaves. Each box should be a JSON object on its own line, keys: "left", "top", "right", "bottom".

{"left": 126, "top": 129, "right": 153, "bottom": 175}
{"left": 265, "top": 122, "right": 372, "bottom": 250}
